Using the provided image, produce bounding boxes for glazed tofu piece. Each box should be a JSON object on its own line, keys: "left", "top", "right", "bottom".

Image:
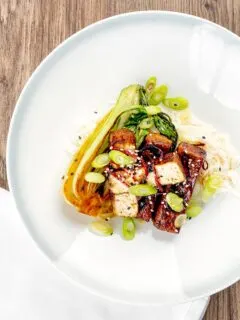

{"left": 137, "top": 197, "right": 154, "bottom": 222}
{"left": 176, "top": 142, "right": 206, "bottom": 202}
{"left": 108, "top": 174, "right": 129, "bottom": 194}
{"left": 112, "top": 193, "right": 138, "bottom": 217}
{"left": 108, "top": 164, "right": 146, "bottom": 192}
{"left": 177, "top": 142, "right": 206, "bottom": 160}
{"left": 147, "top": 171, "right": 157, "bottom": 187}
{"left": 155, "top": 153, "right": 186, "bottom": 185}
{"left": 153, "top": 199, "right": 180, "bottom": 234}
{"left": 109, "top": 128, "right": 136, "bottom": 151}
{"left": 145, "top": 133, "right": 172, "bottom": 152}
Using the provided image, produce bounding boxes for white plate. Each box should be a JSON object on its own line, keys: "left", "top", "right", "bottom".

{"left": 7, "top": 11, "right": 240, "bottom": 305}
{"left": 0, "top": 187, "right": 210, "bottom": 320}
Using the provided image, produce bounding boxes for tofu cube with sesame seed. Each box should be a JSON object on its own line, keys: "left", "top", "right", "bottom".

{"left": 108, "top": 174, "right": 129, "bottom": 194}
{"left": 155, "top": 152, "right": 186, "bottom": 185}
{"left": 113, "top": 193, "right": 138, "bottom": 217}
{"left": 147, "top": 171, "right": 157, "bottom": 187}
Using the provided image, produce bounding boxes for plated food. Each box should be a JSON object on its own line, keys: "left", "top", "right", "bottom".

{"left": 63, "top": 77, "right": 239, "bottom": 239}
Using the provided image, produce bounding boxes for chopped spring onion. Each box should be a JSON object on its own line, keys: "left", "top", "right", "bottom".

{"left": 91, "top": 153, "right": 110, "bottom": 168}
{"left": 84, "top": 172, "right": 105, "bottom": 183}
{"left": 186, "top": 200, "right": 202, "bottom": 218}
{"left": 129, "top": 184, "right": 157, "bottom": 197}
{"left": 163, "top": 97, "right": 189, "bottom": 110}
{"left": 122, "top": 217, "right": 136, "bottom": 240}
{"left": 109, "top": 150, "right": 134, "bottom": 167}
{"left": 174, "top": 214, "right": 187, "bottom": 228}
{"left": 148, "top": 85, "right": 168, "bottom": 105}
{"left": 166, "top": 192, "right": 184, "bottom": 212}
{"left": 145, "top": 105, "right": 162, "bottom": 115}
{"left": 202, "top": 172, "right": 223, "bottom": 202}
{"left": 204, "top": 172, "right": 223, "bottom": 190}
{"left": 145, "top": 76, "right": 157, "bottom": 94}
{"left": 90, "top": 220, "right": 113, "bottom": 236}
{"left": 139, "top": 117, "right": 154, "bottom": 129}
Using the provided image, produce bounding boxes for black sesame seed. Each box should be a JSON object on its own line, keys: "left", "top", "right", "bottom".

{"left": 61, "top": 175, "right": 65, "bottom": 180}
{"left": 174, "top": 103, "right": 178, "bottom": 106}
{"left": 78, "top": 136, "right": 82, "bottom": 139}
{"left": 127, "top": 206, "right": 131, "bottom": 210}
{"left": 202, "top": 136, "right": 206, "bottom": 139}
{"left": 219, "top": 167, "right": 221, "bottom": 171}
{"left": 94, "top": 111, "right": 98, "bottom": 114}
{"left": 70, "top": 172, "right": 74, "bottom": 176}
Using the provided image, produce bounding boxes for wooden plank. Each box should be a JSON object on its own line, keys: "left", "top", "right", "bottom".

{"left": 0, "top": 1, "right": 239, "bottom": 319}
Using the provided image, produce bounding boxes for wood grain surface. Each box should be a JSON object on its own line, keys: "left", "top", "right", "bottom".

{"left": 0, "top": 1, "right": 240, "bottom": 319}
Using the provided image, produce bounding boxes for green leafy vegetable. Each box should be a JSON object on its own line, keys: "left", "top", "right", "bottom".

{"left": 139, "top": 87, "right": 149, "bottom": 106}
{"left": 123, "top": 108, "right": 148, "bottom": 133}
{"left": 139, "top": 117, "right": 154, "bottom": 129}
{"left": 135, "top": 128, "right": 149, "bottom": 147}
{"left": 123, "top": 108, "right": 150, "bottom": 147}
{"left": 153, "top": 113, "right": 178, "bottom": 148}
{"left": 67, "top": 84, "right": 142, "bottom": 198}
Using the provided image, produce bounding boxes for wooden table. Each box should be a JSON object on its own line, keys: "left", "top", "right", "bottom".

{"left": 0, "top": 1, "right": 240, "bottom": 319}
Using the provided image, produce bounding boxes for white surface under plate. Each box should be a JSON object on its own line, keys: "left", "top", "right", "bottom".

{"left": 7, "top": 11, "right": 240, "bottom": 305}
